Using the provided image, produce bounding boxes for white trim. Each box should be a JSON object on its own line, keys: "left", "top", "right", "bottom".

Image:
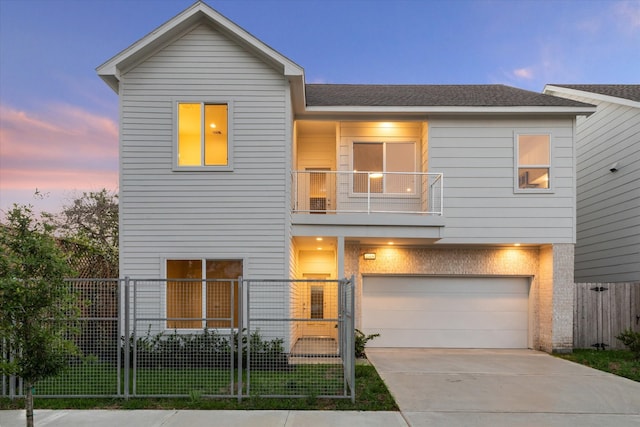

{"left": 172, "top": 99, "right": 235, "bottom": 171}
{"left": 303, "top": 105, "right": 597, "bottom": 115}
{"left": 513, "top": 131, "right": 554, "bottom": 194}
{"left": 544, "top": 85, "right": 640, "bottom": 109}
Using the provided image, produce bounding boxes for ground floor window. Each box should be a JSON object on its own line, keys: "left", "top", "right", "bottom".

{"left": 166, "top": 259, "right": 242, "bottom": 329}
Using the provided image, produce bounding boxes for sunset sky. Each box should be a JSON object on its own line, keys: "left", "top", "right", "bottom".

{"left": 1, "top": 0, "right": 639, "bottom": 215}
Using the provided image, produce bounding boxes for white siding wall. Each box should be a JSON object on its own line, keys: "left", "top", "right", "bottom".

{"left": 555, "top": 95, "right": 640, "bottom": 282}
{"left": 119, "top": 23, "right": 290, "bottom": 279}
{"left": 428, "top": 117, "right": 576, "bottom": 244}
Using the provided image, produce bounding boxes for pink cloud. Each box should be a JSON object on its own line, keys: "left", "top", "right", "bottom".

{"left": 513, "top": 67, "right": 534, "bottom": 80}
{"left": 0, "top": 103, "right": 118, "bottom": 212}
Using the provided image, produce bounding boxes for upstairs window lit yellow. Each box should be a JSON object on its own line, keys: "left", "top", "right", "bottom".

{"left": 178, "top": 103, "right": 228, "bottom": 166}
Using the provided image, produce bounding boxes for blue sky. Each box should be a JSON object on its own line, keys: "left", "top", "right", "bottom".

{"left": 1, "top": 0, "right": 639, "bottom": 214}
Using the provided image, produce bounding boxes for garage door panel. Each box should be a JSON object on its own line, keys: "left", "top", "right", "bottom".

{"left": 362, "top": 276, "right": 529, "bottom": 348}
{"left": 365, "top": 278, "right": 528, "bottom": 294}
{"left": 363, "top": 327, "right": 528, "bottom": 348}
{"left": 363, "top": 310, "right": 528, "bottom": 330}
{"left": 364, "top": 294, "right": 528, "bottom": 312}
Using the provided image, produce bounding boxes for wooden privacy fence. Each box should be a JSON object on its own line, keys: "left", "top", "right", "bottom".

{"left": 574, "top": 282, "right": 640, "bottom": 349}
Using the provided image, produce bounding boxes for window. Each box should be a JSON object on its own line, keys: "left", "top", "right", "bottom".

{"left": 517, "top": 134, "right": 550, "bottom": 190}
{"left": 166, "top": 259, "right": 242, "bottom": 329}
{"left": 353, "top": 141, "right": 416, "bottom": 193}
{"left": 177, "top": 103, "right": 229, "bottom": 167}
{"left": 310, "top": 285, "right": 324, "bottom": 319}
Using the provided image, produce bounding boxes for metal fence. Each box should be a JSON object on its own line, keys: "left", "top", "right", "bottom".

{"left": 244, "top": 279, "right": 355, "bottom": 400}
{"left": 2, "top": 277, "right": 355, "bottom": 401}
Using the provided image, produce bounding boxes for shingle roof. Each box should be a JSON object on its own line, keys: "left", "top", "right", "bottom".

{"left": 549, "top": 84, "right": 640, "bottom": 102}
{"left": 305, "top": 84, "right": 592, "bottom": 108}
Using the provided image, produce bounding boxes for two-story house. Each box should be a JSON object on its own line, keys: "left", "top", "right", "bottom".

{"left": 543, "top": 85, "right": 640, "bottom": 283}
{"left": 98, "top": 2, "right": 595, "bottom": 353}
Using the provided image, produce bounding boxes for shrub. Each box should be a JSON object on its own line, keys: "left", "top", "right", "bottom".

{"left": 355, "top": 329, "right": 380, "bottom": 358}
{"left": 123, "top": 327, "right": 286, "bottom": 368}
{"left": 616, "top": 328, "right": 640, "bottom": 359}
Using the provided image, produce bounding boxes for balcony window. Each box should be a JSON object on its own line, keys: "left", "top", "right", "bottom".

{"left": 353, "top": 141, "right": 416, "bottom": 193}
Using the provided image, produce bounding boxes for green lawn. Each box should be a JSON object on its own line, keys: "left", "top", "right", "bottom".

{"left": 0, "top": 365, "right": 398, "bottom": 411}
{"left": 31, "top": 361, "right": 348, "bottom": 397}
{"left": 558, "top": 349, "right": 640, "bottom": 382}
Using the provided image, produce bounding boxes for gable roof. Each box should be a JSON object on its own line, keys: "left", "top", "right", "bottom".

{"left": 547, "top": 84, "right": 640, "bottom": 103}
{"left": 96, "top": 1, "right": 303, "bottom": 93}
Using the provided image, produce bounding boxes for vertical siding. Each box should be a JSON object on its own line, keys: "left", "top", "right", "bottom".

{"left": 428, "top": 117, "right": 576, "bottom": 243}
{"left": 119, "top": 23, "right": 290, "bottom": 279}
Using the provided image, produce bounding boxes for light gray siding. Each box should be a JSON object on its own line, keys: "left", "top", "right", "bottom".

{"left": 552, "top": 93, "right": 640, "bottom": 282}
{"left": 119, "top": 23, "right": 291, "bottom": 279}
{"left": 428, "top": 117, "right": 576, "bottom": 244}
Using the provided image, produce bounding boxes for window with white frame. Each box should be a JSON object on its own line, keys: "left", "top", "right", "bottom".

{"left": 353, "top": 141, "right": 416, "bottom": 193}
{"left": 516, "top": 134, "right": 550, "bottom": 190}
{"left": 166, "top": 259, "right": 242, "bottom": 329}
{"left": 177, "top": 103, "right": 230, "bottom": 168}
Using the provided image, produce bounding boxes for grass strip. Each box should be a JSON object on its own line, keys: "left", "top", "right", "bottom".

{"left": 0, "top": 365, "right": 398, "bottom": 411}
{"left": 557, "top": 349, "right": 639, "bottom": 382}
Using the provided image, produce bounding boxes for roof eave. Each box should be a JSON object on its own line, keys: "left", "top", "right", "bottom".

{"left": 544, "top": 85, "right": 640, "bottom": 109}
{"left": 302, "top": 105, "right": 597, "bottom": 116}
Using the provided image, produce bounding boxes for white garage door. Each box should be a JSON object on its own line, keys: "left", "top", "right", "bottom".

{"left": 362, "top": 276, "right": 530, "bottom": 348}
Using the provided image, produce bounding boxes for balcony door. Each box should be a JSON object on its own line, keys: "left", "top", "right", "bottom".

{"left": 306, "top": 168, "right": 335, "bottom": 213}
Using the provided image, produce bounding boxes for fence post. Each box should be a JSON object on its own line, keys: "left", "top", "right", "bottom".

{"left": 349, "top": 275, "right": 355, "bottom": 403}
{"left": 123, "top": 277, "right": 130, "bottom": 399}
{"left": 237, "top": 277, "right": 243, "bottom": 402}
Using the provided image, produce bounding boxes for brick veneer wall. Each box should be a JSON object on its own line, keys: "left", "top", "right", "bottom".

{"left": 344, "top": 244, "right": 575, "bottom": 352}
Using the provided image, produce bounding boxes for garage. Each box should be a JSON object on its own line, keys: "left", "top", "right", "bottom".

{"left": 362, "top": 276, "right": 530, "bottom": 348}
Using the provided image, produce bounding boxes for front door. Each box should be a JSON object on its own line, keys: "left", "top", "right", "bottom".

{"left": 303, "top": 274, "right": 337, "bottom": 338}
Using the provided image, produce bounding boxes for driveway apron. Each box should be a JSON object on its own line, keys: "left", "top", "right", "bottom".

{"left": 366, "top": 348, "right": 640, "bottom": 427}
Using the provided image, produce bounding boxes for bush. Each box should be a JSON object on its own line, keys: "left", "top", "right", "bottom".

{"left": 616, "top": 328, "right": 640, "bottom": 359}
{"left": 124, "top": 327, "right": 286, "bottom": 369}
{"left": 355, "top": 329, "right": 379, "bottom": 358}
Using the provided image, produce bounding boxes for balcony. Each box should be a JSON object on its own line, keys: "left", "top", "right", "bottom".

{"left": 292, "top": 171, "right": 443, "bottom": 216}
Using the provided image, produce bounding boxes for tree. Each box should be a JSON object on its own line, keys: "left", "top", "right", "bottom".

{"left": 0, "top": 204, "right": 79, "bottom": 427}
{"left": 52, "top": 189, "right": 119, "bottom": 275}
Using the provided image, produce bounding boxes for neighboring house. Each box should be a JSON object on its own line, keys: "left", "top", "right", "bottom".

{"left": 543, "top": 85, "right": 640, "bottom": 283}
{"left": 97, "top": 2, "right": 595, "bottom": 353}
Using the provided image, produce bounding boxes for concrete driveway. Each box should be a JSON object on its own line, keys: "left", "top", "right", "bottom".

{"left": 366, "top": 348, "right": 640, "bottom": 427}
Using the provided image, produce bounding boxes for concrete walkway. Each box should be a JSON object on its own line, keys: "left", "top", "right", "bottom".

{"left": 0, "top": 409, "right": 406, "bottom": 427}
{"left": 366, "top": 348, "right": 640, "bottom": 427}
